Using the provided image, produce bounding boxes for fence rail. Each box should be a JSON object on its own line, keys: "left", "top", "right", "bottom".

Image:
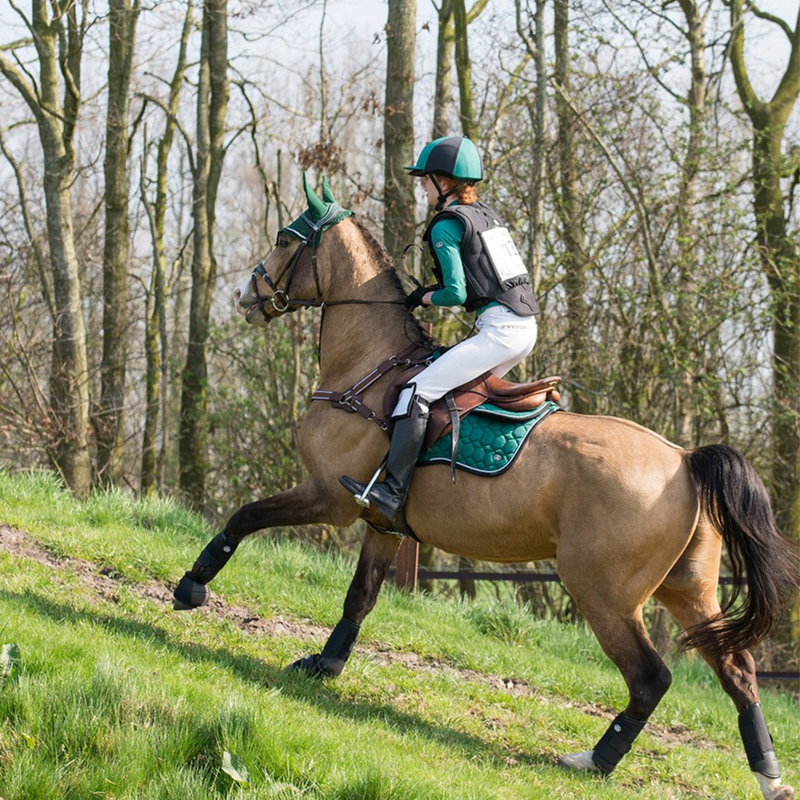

{"left": 389, "top": 569, "right": 748, "bottom": 585}
{"left": 389, "top": 540, "right": 799, "bottom": 683}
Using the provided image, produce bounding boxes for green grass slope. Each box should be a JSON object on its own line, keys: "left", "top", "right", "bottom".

{"left": 0, "top": 471, "right": 797, "bottom": 800}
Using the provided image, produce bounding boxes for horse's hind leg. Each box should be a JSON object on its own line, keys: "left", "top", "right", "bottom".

{"left": 287, "top": 525, "right": 401, "bottom": 677}
{"left": 655, "top": 571, "right": 795, "bottom": 800}
{"left": 557, "top": 600, "right": 673, "bottom": 774}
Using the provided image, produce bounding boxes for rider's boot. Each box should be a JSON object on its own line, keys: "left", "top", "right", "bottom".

{"left": 339, "top": 395, "right": 430, "bottom": 521}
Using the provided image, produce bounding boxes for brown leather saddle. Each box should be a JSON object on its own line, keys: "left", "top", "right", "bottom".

{"left": 385, "top": 367, "right": 561, "bottom": 450}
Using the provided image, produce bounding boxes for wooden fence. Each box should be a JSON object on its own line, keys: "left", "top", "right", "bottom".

{"left": 390, "top": 539, "right": 799, "bottom": 682}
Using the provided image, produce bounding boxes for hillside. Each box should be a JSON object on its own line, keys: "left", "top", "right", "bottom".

{"left": 0, "top": 471, "right": 797, "bottom": 800}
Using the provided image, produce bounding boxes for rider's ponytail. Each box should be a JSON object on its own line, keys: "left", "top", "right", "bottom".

{"left": 456, "top": 183, "right": 478, "bottom": 204}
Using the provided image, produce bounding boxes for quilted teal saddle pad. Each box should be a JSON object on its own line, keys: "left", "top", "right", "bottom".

{"left": 418, "top": 400, "right": 561, "bottom": 476}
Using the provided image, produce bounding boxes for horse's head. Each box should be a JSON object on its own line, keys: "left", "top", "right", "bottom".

{"left": 234, "top": 175, "right": 353, "bottom": 327}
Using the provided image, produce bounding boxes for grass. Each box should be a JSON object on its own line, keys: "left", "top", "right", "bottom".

{"left": 0, "top": 469, "right": 797, "bottom": 799}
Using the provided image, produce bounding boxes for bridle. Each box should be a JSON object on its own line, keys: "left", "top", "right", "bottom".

{"left": 248, "top": 205, "right": 406, "bottom": 324}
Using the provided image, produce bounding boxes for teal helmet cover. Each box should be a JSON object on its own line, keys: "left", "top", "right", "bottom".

{"left": 405, "top": 136, "right": 483, "bottom": 182}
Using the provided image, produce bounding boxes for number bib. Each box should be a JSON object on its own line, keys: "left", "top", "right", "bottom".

{"left": 479, "top": 226, "right": 527, "bottom": 283}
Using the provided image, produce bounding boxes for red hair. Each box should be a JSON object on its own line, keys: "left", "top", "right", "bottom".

{"left": 431, "top": 173, "right": 479, "bottom": 205}
{"left": 456, "top": 183, "right": 478, "bottom": 204}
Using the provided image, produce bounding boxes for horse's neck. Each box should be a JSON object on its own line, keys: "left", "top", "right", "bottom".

{"left": 317, "top": 225, "right": 419, "bottom": 387}
{"left": 318, "top": 281, "right": 413, "bottom": 387}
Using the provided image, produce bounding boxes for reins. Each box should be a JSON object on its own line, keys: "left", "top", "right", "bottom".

{"left": 250, "top": 259, "right": 405, "bottom": 319}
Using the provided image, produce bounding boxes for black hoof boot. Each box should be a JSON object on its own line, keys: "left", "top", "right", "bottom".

{"left": 285, "top": 618, "right": 360, "bottom": 678}
{"left": 173, "top": 531, "right": 239, "bottom": 610}
{"left": 284, "top": 654, "right": 346, "bottom": 678}
{"left": 173, "top": 572, "right": 210, "bottom": 610}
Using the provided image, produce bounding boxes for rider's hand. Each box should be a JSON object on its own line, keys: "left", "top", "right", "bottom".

{"left": 404, "top": 286, "right": 430, "bottom": 310}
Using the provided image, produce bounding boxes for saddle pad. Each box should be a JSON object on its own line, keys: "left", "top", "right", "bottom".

{"left": 418, "top": 400, "right": 561, "bottom": 476}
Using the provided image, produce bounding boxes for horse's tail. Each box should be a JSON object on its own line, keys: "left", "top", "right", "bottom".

{"left": 682, "top": 444, "right": 798, "bottom": 656}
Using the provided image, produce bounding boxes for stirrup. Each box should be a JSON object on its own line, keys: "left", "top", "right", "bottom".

{"left": 343, "top": 456, "right": 387, "bottom": 508}
{"left": 354, "top": 464, "right": 383, "bottom": 507}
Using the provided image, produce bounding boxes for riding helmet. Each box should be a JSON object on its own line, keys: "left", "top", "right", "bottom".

{"left": 405, "top": 136, "right": 483, "bottom": 183}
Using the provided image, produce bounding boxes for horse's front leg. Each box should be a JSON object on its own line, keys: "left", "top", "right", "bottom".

{"left": 173, "top": 480, "right": 340, "bottom": 610}
{"left": 287, "top": 525, "right": 401, "bottom": 678}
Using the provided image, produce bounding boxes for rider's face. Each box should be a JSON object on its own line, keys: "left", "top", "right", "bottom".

{"left": 419, "top": 174, "right": 450, "bottom": 206}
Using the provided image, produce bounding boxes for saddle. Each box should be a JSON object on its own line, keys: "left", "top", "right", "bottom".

{"left": 385, "top": 367, "right": 561, "bottom": 450}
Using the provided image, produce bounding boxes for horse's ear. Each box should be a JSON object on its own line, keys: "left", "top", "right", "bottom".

{"left": 303, "top": 173, "right": 328, "bottom": 220}
{"left": 321, "top": 176, "right": 336, "bottom": 205}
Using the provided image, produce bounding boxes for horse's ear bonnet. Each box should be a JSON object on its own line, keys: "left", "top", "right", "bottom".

{"left": 303, "top": 173, "right": 329, "bottom": 220}
{"left": 279, "top": 174, "right": 353, "bottom": 246}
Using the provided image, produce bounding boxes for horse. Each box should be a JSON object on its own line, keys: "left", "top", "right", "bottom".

{"left": 173, "top": 178, "right": 797, "bottom": 800}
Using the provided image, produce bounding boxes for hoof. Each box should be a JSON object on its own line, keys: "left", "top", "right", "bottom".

{"left": 757, "top": 774, "right": 795, "bottom": 800}
{"left": 284, "top": 654, "right": 345, "bottom": 678}
{"left": 172, "top": 572, "right": 210, "bottom": 610}
{"left": 558, "top": 751, "right": 600, "bottom": 772}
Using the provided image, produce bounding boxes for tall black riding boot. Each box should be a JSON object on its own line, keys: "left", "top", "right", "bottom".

{"left": 339, "top": 395, "right": 430, "bottom": 521}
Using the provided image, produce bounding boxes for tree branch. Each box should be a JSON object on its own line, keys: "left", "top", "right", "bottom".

{"left": 746, "top": 0, "right": 793, "bottom": 40}
{"left": 0, "top": 52, "right": 47, "bottom": 125}
{"left": 0, "top": 125, "right": 56, "bottom": 321}
{"left": 552, "top": 81, "right": 669, "bottom": 325}
{"left": 466, "top": 0, "right": 489, "bottom": 24}
{"left": 727, "top": 0, "right": 765, "bottom": 119}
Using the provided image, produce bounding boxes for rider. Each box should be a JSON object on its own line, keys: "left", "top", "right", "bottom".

{"left": 340, "top": 135, "right": 539, "bottom": 522}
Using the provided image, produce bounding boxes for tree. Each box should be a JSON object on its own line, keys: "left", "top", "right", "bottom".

{"left": 553, "top": 0, "right": 592, "bottom": 414}
{"left": 383, "top": 0, "right": 416, "bottom": 261}
{"left": 452, "top": 0, "right": 476, "bottom": 140}
{"left": 432, "top": 0, "right": 455, "bottom": 139}
{"left": 514, "top": 0, "right": 547, "bottom": 294}
{"left": 0, "top": 1, "right": 92, "bottom": 496}
{"left": 595, "top": 0, "right": 713, "bottom": 435}
{"left": 140, "top": 1, "right": 193, "bottom": 495}
{"left": 179, "top": 0, "right": 230, "bottom": 509}
{"left": 96, "top": 0, "right": 141, "bottom": 485}
{"left": 729, "top": 0, "right": 800, "bottom": 539}
{"left": 669, "top": 0, "right": 709, "bottom": 447}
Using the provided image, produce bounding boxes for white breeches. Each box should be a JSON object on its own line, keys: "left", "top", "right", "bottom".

{"left": 394, "top": 306, "right": 538, "bottom": 414}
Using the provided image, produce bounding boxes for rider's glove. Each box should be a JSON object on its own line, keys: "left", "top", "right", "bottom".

{"left": 404, "top": 286, "right": 430, "bottom": 310}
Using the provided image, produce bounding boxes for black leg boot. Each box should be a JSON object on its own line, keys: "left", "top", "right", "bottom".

{"left": 340, "top": 396, "right": 430, "bottom": 521}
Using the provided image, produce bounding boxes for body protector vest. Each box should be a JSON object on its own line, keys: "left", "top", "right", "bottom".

{"left": 423, "top": 202, "right": 539, "bottom": 317}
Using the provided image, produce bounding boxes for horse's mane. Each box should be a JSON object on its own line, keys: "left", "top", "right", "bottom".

{"left": 351, "top": 216, "right": 434, "bottom": 350}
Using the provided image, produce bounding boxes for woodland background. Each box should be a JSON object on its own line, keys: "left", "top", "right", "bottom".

{"left": 0, "top": 0, "right": 798, "bottom": 652}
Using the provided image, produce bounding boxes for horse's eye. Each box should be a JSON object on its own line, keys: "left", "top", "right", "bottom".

{"left": 277, "top": 235, "right": 291, "bottom": 249}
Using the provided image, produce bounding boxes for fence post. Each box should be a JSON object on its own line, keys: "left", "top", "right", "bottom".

{"left": 395, "top": 538, "right": 419, "bottom": 592}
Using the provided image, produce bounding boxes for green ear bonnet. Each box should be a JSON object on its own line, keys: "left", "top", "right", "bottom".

{"left": 279, "top": 175, "right": 353, "bottom": 247}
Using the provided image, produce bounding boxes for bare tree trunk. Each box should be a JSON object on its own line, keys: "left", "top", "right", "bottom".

{"left": 433, "top": 0, "right": 455, "bottom": 139}
{"left": 383, "top": 0, "right": 417, "bottom": 262}
{"left": 671, "top": 0, "right": 707, "bottom": 448}
{"left": 180, "top": 0, "right": 229, "bottom": 509}
{"left": 530, "top": 0, "right": 546, "bottom": 293}
{"left": 554, "top": 0, "right": 591, "bottom": 414}
{"left": 97, "top": 0, "right": 140, "bottom": 485}
{"left": 141, "top": 1, "right": 193, "bottom": 496}
{"left": 0, "top": 1, "right": 92, "bottom": 496}
{"left": 452, "top": 0, "right": 475, "bottom": 140}
{"left": 729, "top": 0, "right": 800, "bottom": 540}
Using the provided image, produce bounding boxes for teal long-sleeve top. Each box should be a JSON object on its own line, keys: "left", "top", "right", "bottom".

{"left": 428, "top": 216, "right": 468, "bottom": 307}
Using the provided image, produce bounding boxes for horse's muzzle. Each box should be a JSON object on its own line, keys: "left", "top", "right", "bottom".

{"left": 233, "top": 281, "right": 272, "bottom": 326}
